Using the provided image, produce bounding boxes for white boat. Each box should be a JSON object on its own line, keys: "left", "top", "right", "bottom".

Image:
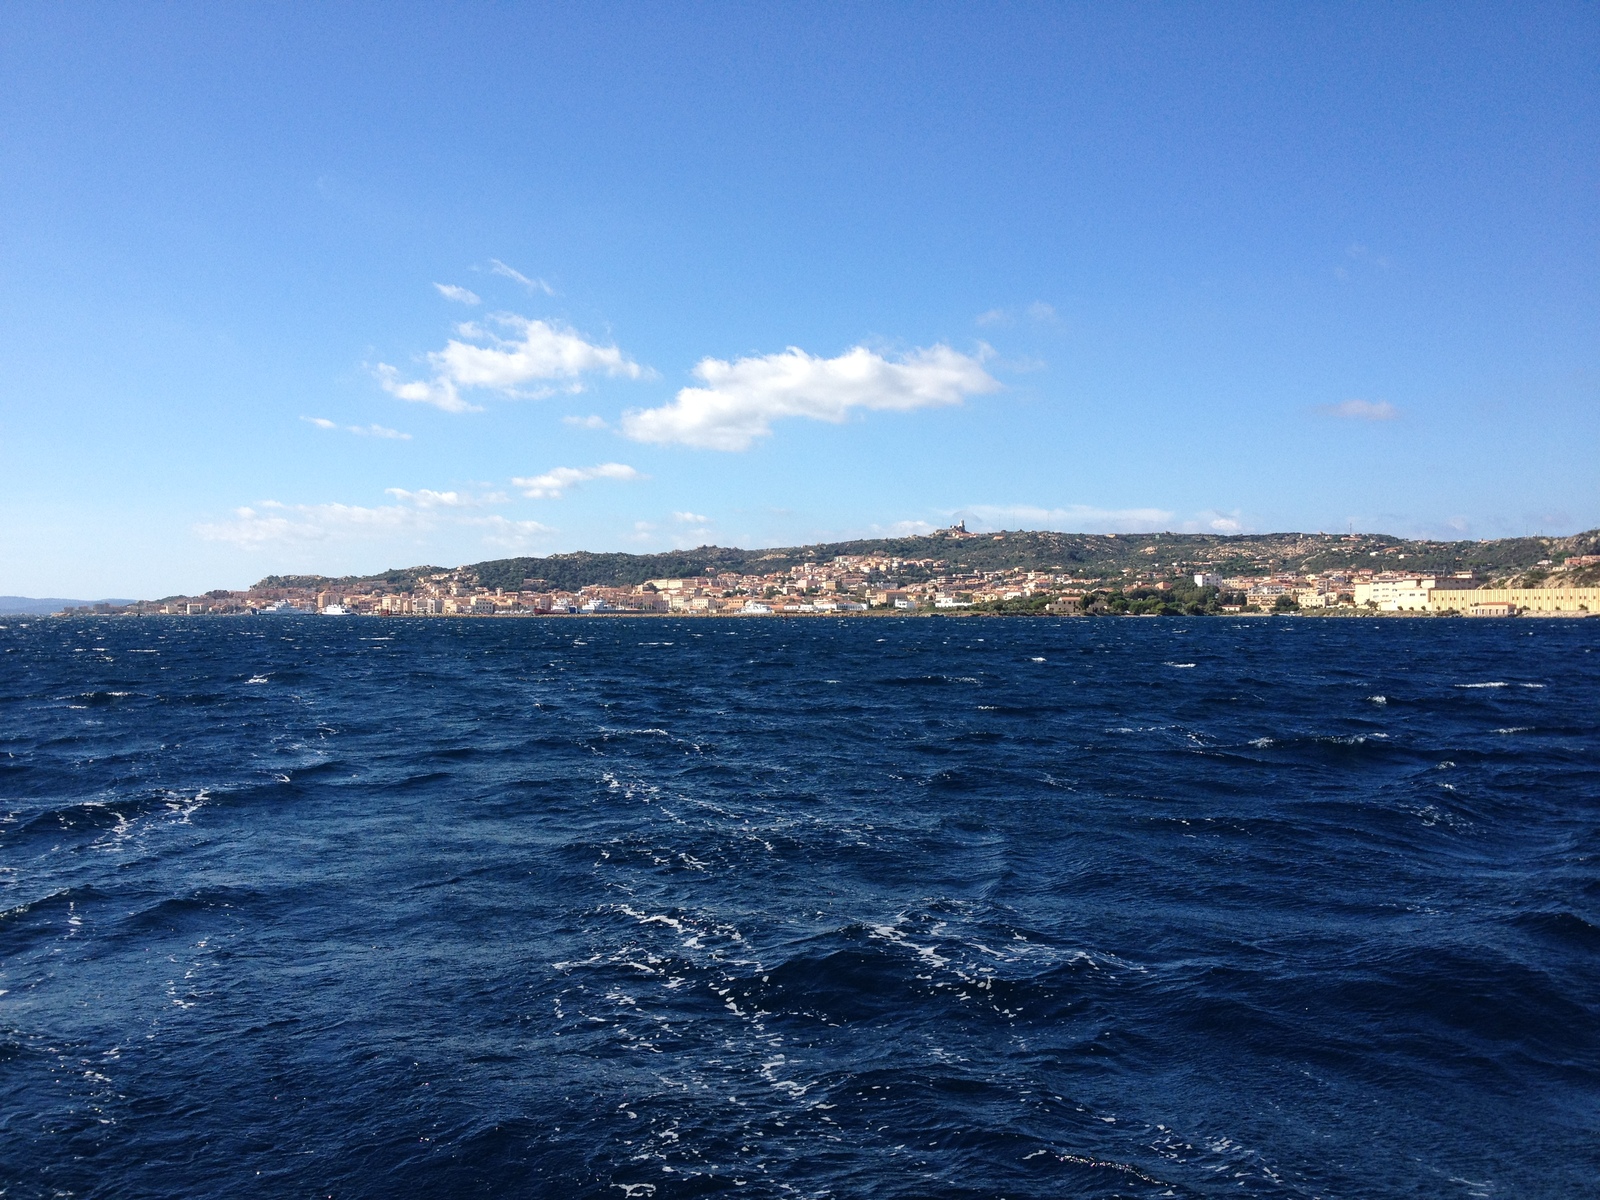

{"left": 320, "top": 604, "right": 351, "bottom": 615}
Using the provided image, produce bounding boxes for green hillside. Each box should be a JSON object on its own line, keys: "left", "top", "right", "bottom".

{"left": 253, "top": 527, "right": 1600, "bottom": 594}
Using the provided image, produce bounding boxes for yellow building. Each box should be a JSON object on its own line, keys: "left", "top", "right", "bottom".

{"left": 1426, "top": 587, "right": 1600, "bottom": 615}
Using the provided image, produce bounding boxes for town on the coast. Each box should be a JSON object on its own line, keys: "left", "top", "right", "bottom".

{"left": 61, "top": 525, "right": 1600, "bottom": 619}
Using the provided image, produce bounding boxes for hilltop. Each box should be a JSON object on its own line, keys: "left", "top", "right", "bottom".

{"left": 254, "top": 527, "right": 1600, "bottom": 595}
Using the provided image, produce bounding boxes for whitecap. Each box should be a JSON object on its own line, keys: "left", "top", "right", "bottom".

{"left": 1455, "top": 682, "right": 1507, "bottom": 688}
{"left": 1030, "top": 656, "right": 1046, "bottom": 663}
{"left": 1368, "top": 695, "right": 1387, "bottom": 704}
{"left": 1163, "top": 662, "right": 1196, "bottom": 668}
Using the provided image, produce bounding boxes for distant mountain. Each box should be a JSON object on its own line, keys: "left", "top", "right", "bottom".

{"left": 0, "top": 596, "right": 134, "bottom": 615}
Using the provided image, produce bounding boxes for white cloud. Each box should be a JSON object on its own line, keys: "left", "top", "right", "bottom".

{"left": 976, "top": 303, "right": 1055, "bottom": 327}
{"left": 563, "top": 414, "right": 609, "bottom": 429}
{"left": 965, "top": 504, "right": 1175, "bottom": 534}
{"left": 195, "top": 487, "right": 534, "bottom": 551}
{"left": 1319, "top": 399, "right": 1398, "bottom": 420}
{"left": 195, "top": 501, "right": 428, "bottom": 547}
{"left": 377, "top": 313, "right": 642, "bottom": 413}
{"left": 489, "top": 259, "right": 555, "bottom": 295}
{"left": 303, "top": 415, "right": 414, "bottom": 440}
{"left": 469, "top": 515, "right": 556, "bottom": 550}
{"left": 621, "top": 344, "right": 998, "bottom": 451}
{"left": 374, "top": 363, "right": 480, "bottom": 413}
{"left": 434, "top": 283, "right": 481, "bottom": 305}
{"left": 672, "top": 511, "right": 709, "bottom": 524}
{"left": 512, "top": 462, "right": 643, "bottom": 499}
{"left": 382, "top": 487, "right": 505, "bottom": 508}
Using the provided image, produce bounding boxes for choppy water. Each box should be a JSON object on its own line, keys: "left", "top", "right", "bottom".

{"left": 2, "top": 615, "right": 1597, "bottom": 1199}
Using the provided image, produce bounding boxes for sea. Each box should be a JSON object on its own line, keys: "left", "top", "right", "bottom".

{"left": 2, "top": 615, "right": 1596, "bottom": 1199}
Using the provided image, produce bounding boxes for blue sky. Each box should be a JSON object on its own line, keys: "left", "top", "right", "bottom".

{"left": 2, "top": 3, "right": 1596, "bottom": 597}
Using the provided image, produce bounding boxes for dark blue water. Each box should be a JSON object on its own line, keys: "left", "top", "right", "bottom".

{"left": 2, "top": 616, "right": 1597, "bottom": 1199}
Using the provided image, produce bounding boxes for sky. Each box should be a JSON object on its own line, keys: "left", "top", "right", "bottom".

{"left": 1, "top": 2, "right": 1596, "bottom": 598}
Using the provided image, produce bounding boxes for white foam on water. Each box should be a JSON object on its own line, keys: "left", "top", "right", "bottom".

{"left": 1455, "top": 682, "right": 1507, "bottom": 688}
{"left": 868, "top": 921, "right": 950, "bottom": 970}
{"left": 1163, "top": 662, "right": 1197, "bottom": 668}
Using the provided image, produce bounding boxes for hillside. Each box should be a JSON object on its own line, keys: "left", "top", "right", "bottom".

{"left": 253, "top": 527, "right": 1600, "bottom": 595}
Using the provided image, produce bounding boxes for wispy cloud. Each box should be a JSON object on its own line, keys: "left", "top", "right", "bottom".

{"left": 976, "top": 302, "right": 1056, "bottom": 327}
{"left": 512, "top": 462, "right": 643, "bottom": 499}
{"left": 376, "top": 312, "right": 642, "bottom": 413}
{"left": 1334, "top": 242, "right": 1393, "bottom": 281}
{"left": 563, "top": 414, "right": 609, "bottom": 429}
{"left": 302, "top": 416, "right": 412, "bottom": 440}
{"left": 1318, "top": 399, "right": 1398, "bottom": 420}
{"left": 195, "top": 487, "right": 534, "bottom": 550}
{"left": 383, "top": 487, "right": 505, "bottom": 508}
{"left": 1193, "top": 509, "right": 1245, "bottom": 533}
{"left": 964, "top": 504, "right": 1175, "bottom": 533}
{"left": 434, "top": 283, "right": 481, "bottom": 305}
{"left": 470, "top": 515, "right": 556, "bottom": 549}
{"left": 489, "top": 259, "right": 555, "bottom": 295}
{"left": 621, "top": 344, "right": 998, "bottom": 452}
{"left": 194, "top": 500, "right": 429, "bottom": 547}
{"left": 628, "top": 512, "right": 715, "bottom": 547}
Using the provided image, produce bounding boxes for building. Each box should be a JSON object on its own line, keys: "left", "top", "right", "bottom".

{"left": 1426, "top": 587, "right": 1600, "bottom": 616}
{"left": 1353, "top": 575, "right": 1478, "bottom": 611}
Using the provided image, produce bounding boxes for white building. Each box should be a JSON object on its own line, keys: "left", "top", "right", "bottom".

{"left": 1353, "top": 575, "right": 1477, "bottom": 612}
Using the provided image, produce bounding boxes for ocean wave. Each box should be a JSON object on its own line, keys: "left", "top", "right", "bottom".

{"left": 5, "top": 615, "right": 1596, "bottom": 1198}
